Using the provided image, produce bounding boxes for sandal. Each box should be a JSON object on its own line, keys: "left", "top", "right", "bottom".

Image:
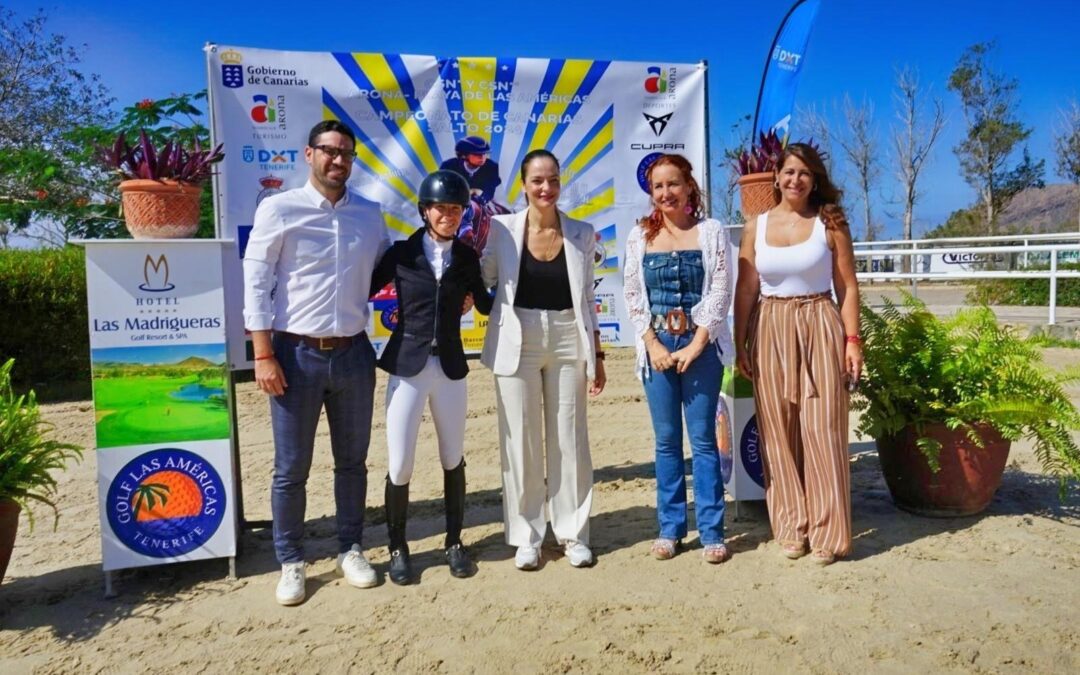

{"left": 781, "top": 542, "right": 807, "bottom": 560}
{"left": 650, "top": 538, "right": 679, "bottom": 560}
{"left": 810, "top": 549, "right": 836, "bottom": 566}
{"left": 702, "top": 543, "right": 731, "bottom": 564}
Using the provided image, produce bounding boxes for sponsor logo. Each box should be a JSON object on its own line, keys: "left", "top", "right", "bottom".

{"left": 739, "top": 415, "right": 766, "bottom": 488}
{"left": 220, "top": 49, "right": 243, "bottom": 89}
{"left": 256, "top": 175, "right": 285, "bottom": 207}
{"left": 139, "top": 255, "right": 175, "bottom": 292}
{"left": 942, "top": 252, "right": 1004, "bottom": 265}
{"left": 106, "top": 448, "right": 226, "bottom": 558}
{"left": 250, "top": 94, "right": 279, "bottom": 124}
{"left": 644, "top": 66, "right": 667, "bottom": 94}
{"left": 643, "top": 111, "right": 672, "bottom": 137}
{"left": 244, "top": 65, "right": 309, "bottom": 88}
{"left": 642, "top": 66, "right": 677, "bottom": 111}
{"left": 636, "top": 152, "right": 664, "bottom": 193}
{"left": 598, "top": 321, "right": 620, "bottom": 345}
{"left": 630, "top": 142, "right": 685, "bottom": 151}
{"left": 772, "top": 44, "right": 804, "bottom": 72}
{"left": 242, "top": 146, "right": 300, "bottom": 172}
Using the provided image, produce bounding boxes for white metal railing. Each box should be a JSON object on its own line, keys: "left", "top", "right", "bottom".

{"left": 852, "top": 231, "right": 1080, "bottom": 269}
{"left": 853, "top": 243, "right": 1080, "bottom": 325}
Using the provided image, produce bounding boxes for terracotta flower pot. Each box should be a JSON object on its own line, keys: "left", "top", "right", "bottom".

{"left": 119, "top": 179, "right": 203, "bottom": 239}
{"left": 736, "top": 172, "right": 778, "bottom": 223}
{"left": 876, "top": 423, "right": 1011, "bottom": 517}
{"left": 0, "top": 498, "right": 20, "bottom": 583}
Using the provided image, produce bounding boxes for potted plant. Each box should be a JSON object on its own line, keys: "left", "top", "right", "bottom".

{"left": 98, "top": 130, "right": 223, "bottom": 239}
{"left": 0, "top": 358, "right": 83, "bottom": 582}
{"left": 853, "top": 294, "right": 1080, "bottom": 516}
{"left": 732, "top": 129, "right": 784, "bottom": 222}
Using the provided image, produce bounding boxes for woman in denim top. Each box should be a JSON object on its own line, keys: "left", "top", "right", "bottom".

{"left": 622, "top": 154, "right": 734, "bottom": 563}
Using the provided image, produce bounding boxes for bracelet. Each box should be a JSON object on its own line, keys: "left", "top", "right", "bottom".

{"left": 254, "top": 353, "right": 275, "bottom": 361}
{"left": 846, "top": 335, "right": 862, "bottom": 345}
{"left": 595, "top": 351, "right": 605, "bottom": 361}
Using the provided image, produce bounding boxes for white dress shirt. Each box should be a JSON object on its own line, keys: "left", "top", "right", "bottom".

{"left": 243, "top": 181, "right": 390, "bottom": 337}
{"left": 421, "top": 231, "right": 453, "bottom": 282}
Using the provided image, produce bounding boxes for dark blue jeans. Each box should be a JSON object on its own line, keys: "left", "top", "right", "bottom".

{"left": 270, "top": 333, "right": 375, "bottom": 564}
{"left": 642, "top": 331, "right": 725, "bottom": 545}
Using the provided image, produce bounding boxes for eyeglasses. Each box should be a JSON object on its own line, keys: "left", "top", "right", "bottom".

{"left": 313, "top": 145, "right": 356, "bottom": 161}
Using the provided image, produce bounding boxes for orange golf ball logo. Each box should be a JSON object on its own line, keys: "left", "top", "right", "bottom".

{"left": 107, "top": 449, "right": 226, "bottom": 557}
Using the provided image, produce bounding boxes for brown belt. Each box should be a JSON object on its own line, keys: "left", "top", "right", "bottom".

{"left": 277, "top": 331, "right": 364, "bottom": 351}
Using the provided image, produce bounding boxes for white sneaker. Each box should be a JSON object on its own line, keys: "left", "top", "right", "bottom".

{"left": 276, "top": 562, "right": 306, "bottom": 606}
{"left": 514, "top": 545, "right": 540, "bottom": 570}
{"left": 565, "top": 541, "right": 594, "bottom": 568}
{"left": 336, "top": 544, "right": 378, "bottom": 588}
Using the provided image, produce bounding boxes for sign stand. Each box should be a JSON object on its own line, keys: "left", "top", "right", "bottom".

{"left": 75, "top": 239, "right": 240, "bottom": 597}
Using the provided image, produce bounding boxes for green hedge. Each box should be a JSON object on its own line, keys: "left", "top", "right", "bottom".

{"left": 967, "top": 262, "right": 1080, "bottom": 308}
{"left": 0, "top": 246, "right": 90, "bottom": 400}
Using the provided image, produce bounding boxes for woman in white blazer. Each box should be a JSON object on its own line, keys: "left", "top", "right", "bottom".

{"left": 480, "top": 149, "right": 606, "bottom": 571}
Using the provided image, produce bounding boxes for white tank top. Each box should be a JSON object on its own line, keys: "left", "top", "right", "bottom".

{"left": 755, "top": 212, "right": 833, "bottom": 297}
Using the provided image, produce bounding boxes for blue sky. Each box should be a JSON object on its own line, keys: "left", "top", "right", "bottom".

{"left": 11, "top": 0, "right": 1079, "bottom": 238}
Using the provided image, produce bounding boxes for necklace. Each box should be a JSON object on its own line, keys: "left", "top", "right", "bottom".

{"left": 531, "top": 225, "right": 561, "bottom": 260}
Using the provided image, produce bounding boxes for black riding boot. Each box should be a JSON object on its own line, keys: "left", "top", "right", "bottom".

{"left": 443, "top": 459, "right": 476, "bottom": 578}
{"left": 385, "top": 476, "right": 413, "bottom": 585}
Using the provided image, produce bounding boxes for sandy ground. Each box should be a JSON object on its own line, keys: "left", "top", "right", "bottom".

{"left": 1, "top": 347, "right": 1078, "bottom": 674}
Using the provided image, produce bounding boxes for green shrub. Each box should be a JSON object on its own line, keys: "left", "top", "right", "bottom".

{"left": 967, "top": 262, "right": 1080, "bottom": 307}
{"left": 0, "top": 246, "right": 90, "bottom": 400}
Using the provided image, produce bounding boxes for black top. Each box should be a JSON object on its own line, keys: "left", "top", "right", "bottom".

{"left": 370, "top": 228, "right": 493, "bottom": 380}
{"left": 514, "top": 244, "right": 573, "bottom": 311}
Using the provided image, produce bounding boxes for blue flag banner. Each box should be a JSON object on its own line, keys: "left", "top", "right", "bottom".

{"left": 752, "top": 0, "right": 822, "bottom": 141}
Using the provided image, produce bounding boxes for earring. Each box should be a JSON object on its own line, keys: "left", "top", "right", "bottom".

{"left": 683, "top": 204, "right": 692, "bottom": 215}
{"left": 813, "top": 183, "right": 818, "bottom": 192}
{"left": 774, "top": 180, "right": 780, "bottom": 189}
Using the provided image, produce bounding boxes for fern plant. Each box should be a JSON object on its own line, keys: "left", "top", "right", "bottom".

{"left": 0, "top": 358, "right": 83, "bottom": 530}
{"left": 853, "top": 293, "right": 1080, "bottom": 496}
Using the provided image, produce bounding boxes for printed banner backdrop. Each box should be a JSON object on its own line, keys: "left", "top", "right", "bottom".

{"left": 84, "top": 241, "right": 238, "bottom": 571}
{"left": 206, "top": 45, "right": 707, "bottom": 369}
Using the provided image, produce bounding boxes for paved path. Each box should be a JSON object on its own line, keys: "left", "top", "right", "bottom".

{"left": 860, "top": 283, "right": 1080, "bottom": 333}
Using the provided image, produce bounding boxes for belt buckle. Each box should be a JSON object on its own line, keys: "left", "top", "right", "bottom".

{"left": 317, "top": 337, "right": 335, "bottom": 351}
{"left": 665, "top": 308, "right": 688, "bottom": 336}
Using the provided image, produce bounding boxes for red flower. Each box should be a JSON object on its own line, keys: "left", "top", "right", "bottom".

{"left": 34, "top": 189, "right": 48, "bottom": 200}
{"left": 136, "top": 98, "right": 154, "bottom": 110}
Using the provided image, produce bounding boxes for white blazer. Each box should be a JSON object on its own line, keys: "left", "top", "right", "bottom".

{"left": 480, "top": 209, "right": 600, "bottom": 380}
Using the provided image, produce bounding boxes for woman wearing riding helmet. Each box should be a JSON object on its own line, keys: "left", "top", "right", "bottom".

{"left": 370, "top": 170, "right": 493, "bottom": 584}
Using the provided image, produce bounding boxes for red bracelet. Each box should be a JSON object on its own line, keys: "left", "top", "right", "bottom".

{"left": 254, "top": 353, "right": 275, "bottom": 361}
{"left": 846, "top": 335, "right": 862, "bottom": 344}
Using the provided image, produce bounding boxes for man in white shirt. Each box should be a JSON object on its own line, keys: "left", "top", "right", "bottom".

{"left": 243, "top": 120, "right": 390, "bottom": 605}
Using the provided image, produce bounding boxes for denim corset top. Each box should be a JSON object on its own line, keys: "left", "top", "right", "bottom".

{"left": 643, "top": 250, "right": 704, "bottom": 317}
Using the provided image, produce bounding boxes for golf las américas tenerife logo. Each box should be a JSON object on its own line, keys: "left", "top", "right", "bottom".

{"left": 107, "top": 448, "right": 226, "bottom": 557}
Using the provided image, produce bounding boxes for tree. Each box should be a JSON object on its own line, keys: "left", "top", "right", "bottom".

{"left": 891, "top": 66, "right": 945, "bottom": 268}
{"left": 1053, "top": 100, "right": 1080, "bottom": 232}
{"left": 793, "top": 102, "right": 840, "bottom": 178}
{"left": 948, "top": 42, "right": 1042, "bottom": 233}
{"left": 0, "top": 7, "right": 115, "bottom": 243}
{"left": 715, "top": 113, "right": 752, "bottom": 224}
{"left": 836, "top": 95, "right": 881, "bottom": 241}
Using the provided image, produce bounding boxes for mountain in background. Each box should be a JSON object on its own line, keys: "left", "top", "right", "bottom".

{"left": 998, "top": 184, "right": 1080, "bottom": 234}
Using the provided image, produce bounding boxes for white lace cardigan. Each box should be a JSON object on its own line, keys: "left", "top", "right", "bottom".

{"left": 622, "top": 218, "right": 735, "bottom": 379}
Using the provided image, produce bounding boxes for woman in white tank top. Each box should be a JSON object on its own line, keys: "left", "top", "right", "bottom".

{"left": 733, "top": 143, "right": 862, "bottom": 566}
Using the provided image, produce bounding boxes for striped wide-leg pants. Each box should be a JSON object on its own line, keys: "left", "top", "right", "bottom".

{"left": 749, "top": 293, "right": 852, "bottom": 557}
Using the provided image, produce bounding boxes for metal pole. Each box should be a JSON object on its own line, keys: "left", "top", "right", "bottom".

{"left": 910, "top": 242, "right": 919, "bottom": 297}
{"left": 1049, "top": 251, "right": 1058, "bottom": 325}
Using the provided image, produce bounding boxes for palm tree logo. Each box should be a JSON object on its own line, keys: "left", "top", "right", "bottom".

{"left": 132, "top": 482, "right": 170, "bottom": 516}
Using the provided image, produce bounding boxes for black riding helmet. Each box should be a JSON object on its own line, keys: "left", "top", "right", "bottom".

{"left": 417, "top": 170, "right": 471, "bottom": 221}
